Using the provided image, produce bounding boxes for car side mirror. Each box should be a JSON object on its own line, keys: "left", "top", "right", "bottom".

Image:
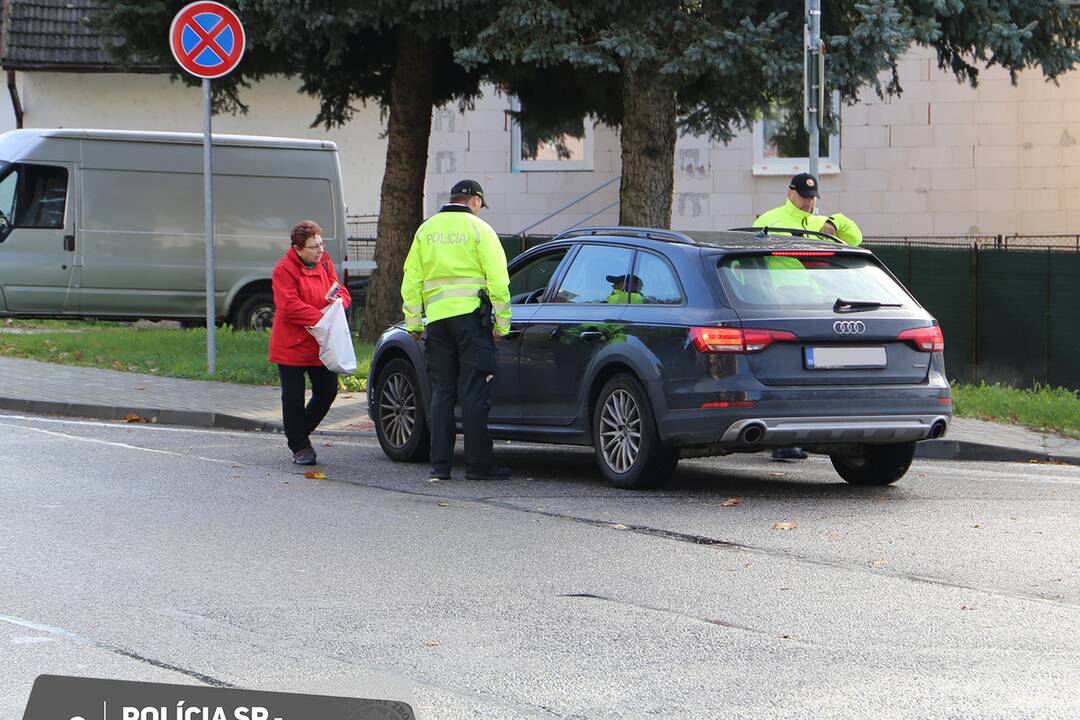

{"left": 0, "top": 217, "right": 11, "bottom": 243}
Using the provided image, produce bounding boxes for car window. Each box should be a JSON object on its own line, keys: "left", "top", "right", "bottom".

{"left": 718, "top": 253, "right": 911, "bottom": 309}
{"left": 553, "top": 245, "right": 634, "bottom": 304}
{"left": 1, "top": 164, "right": 68, "bottom": 229}
{"left": 632, "top": 251, "right": 683, "bottom": 305}
{"left": 508, "top": 248, "right": 569, "bottom": 304}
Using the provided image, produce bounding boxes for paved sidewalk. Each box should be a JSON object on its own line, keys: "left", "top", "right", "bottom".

{"left": 0, "top": 357, "right": 373, "bottom": 434}
{"left": 1, "top": 356, "right": 1078, "bottom": 465}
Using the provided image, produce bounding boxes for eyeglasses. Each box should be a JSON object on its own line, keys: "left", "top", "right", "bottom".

{"left": 303, "top": 241, "right": 325, "bottom": 250}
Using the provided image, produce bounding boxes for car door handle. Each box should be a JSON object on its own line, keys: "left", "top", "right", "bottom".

{"left": 549, "top": 328, "right": 562, "bottom": 341}
{"left": 63, "top": 234, "right": 75, "bottom": 251}
{"left": 579, "top": 331, "right": 606, "bottom": 342}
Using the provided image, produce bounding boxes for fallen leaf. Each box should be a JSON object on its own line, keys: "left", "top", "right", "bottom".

{"left": 111, "top": 360, "right": 124, "bottom": 370}
{"left": 781, "top": 634, "right": 797, "bottom": 640}
{"left": 437, "top": 500, "right": 449, "bottom": 507}
{"left": 609, "top": 523, "right": 629, "bottom": 530}
{"left": 973, "top": 524, "right": 981, "bottom": 528}
{"left": 960, "top": 604, "right": 973, "bottom": 611}
{"left": 768, "top": 471, "right": 786, "bottom": 477}
{"left": 340, "top": 394, "right": 353, "bottom": 399}
{"left": 322, "top": 442, "right": 332, "bottom": 447}
{"left": 94, "top": 356, "right": 105, "bottom": 364}
{"left": 423, "top": 640, "right": 440, "bottom": 647}
{"left": 135, "top": 386, "right": 145, "bottom": 391}
{"left": 123, "top": 413, "right": 147, "bottom": 423}
{"left": 772, "top": 521, "right": 798, "bottom": 530}
{"left": 303, "top": 471, "right": 327, "bottom": 479}
{"left": 720, "top": 497, "right": 741, "bottom": 508}
{"left": 870, "top": 559, "right": 887, "bottom": 566}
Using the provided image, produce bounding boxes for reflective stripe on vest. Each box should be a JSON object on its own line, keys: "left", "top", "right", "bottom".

{"left": 426, "top": 287, "right": 482, "bottom": 305}
{"left": 423, "top": 277, "right": 486, "bottom": 292}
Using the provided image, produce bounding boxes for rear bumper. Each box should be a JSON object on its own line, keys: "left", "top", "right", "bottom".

{"left": 719, "top": 414, "right": 950, "bottom": 445}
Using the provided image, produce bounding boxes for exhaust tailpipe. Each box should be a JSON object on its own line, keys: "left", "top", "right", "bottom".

{"left": 929, "top": 420, "right": 947, "bottom": 439}
{"left": 738, "top": 423, "right": 766, "bottom": 445}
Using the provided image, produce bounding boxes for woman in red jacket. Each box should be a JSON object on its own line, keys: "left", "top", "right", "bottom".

{"left": 268, "top": 220, "right": 351, "bottom": 465}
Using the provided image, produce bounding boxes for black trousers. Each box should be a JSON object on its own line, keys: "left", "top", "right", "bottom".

{"left": 425, "top": 311, "right": 497, "bottom": 473}
{"left": 277, "top": 363, "right": 338, "bottom": 452}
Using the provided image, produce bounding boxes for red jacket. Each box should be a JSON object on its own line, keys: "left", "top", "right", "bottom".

{"left": 268, "top": 249, "right": 351, "bottom": 366}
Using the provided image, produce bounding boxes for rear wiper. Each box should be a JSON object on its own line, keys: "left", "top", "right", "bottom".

{"left": 833, "top": 297, "right": 903, "bottom": 313}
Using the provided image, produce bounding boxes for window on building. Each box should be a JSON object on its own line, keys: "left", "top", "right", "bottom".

{"left": 510, "top": 98, "right": 594, "bottom": 172}
{"left": 752, "top": 92, "right": 841, "bottom": 175}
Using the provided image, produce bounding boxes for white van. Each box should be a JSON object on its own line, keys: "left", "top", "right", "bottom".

{"left": 0, "top": 128, "right": 347, "bottom": 329}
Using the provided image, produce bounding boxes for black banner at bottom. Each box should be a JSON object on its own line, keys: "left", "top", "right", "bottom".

{"left": 22, "top": 675, "right": 414, "bottom": 720}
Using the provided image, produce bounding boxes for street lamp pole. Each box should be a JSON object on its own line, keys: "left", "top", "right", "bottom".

{"left": 806, "top": 0, "right": 822, "bottom": 178}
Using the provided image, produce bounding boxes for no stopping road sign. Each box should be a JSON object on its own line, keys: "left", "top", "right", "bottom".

{"left": 169, "top": 1, "right": 245, "bottom": 79}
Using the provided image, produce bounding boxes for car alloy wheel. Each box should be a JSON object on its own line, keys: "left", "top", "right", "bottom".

{"left": 379, "top": 371, "right": 416, "bottom": 449}
{"left": 599, "top": 388, "right": 642, "bottom": 474}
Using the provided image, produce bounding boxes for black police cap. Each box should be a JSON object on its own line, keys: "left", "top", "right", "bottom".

{"left": 450, "top": 179, "right": 489, "bottom": 208}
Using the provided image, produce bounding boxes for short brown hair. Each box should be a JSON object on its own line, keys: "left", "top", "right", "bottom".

{"left": 290, "top": 220, "right": 323, "bottom": 249}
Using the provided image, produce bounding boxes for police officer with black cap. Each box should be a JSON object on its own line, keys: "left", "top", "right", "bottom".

{"left": 400, "top": 179, "right": 512, "bottom": 481}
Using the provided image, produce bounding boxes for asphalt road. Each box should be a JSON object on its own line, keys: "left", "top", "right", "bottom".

{"left": 1, "top": 412, "right": 1078, "bottom": 720}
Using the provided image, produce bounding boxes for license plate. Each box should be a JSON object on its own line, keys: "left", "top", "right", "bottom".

{"left": 805, "top": 346, "right": 887, "bottom": 369}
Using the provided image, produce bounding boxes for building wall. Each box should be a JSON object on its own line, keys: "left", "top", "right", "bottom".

{"left": 427, "top": 46, "right": 1080, "bottom": 238}
{"left": 11, "top": 71, "right": 388, "bottom": 218}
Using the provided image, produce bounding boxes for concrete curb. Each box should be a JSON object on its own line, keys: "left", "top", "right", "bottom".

{"left": 1, "top": 395, "right": 1075, "bottom": 465}
{"left": 0, "top": 396, "right": 281, "bottom": 434}
{"left": 916, "top": 439, "right": 1080, "bottom": 466}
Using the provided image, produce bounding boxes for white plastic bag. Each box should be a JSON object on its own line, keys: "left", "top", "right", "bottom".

{"left": 307, "top": 298, "right": 357, "bottom": 374}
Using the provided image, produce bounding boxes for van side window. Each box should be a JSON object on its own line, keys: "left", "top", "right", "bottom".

{"left": 0, "top": 164, "right": 68, "bottom": 230}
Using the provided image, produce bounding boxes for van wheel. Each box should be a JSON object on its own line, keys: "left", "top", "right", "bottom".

{"left": 232, "top": 291, "right": 275, "bottom": 331}
{"left": 830, "top": 442, "right": 916, "bottom": 486}
{"left": 593, "top": 374, "right": 678, "bottom": 490}
{"left": 373, "top": 358, "right": 430, "bottom": 463}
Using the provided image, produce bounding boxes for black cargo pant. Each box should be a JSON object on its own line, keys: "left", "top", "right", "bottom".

{"left": 425, "top": 311, "right": 496, "bottom": 474}
{"left": 277, "top": 364, "right": 338, "bottom": 452}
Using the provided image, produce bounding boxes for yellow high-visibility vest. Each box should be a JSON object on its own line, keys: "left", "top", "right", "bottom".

{"left": 400, "top": 205, "right": 511, "bottom": 333}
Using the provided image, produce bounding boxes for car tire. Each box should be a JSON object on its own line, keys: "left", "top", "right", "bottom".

{"left": 592, "top": 373, "right": 678, "bottom": 490}
{"left": 232, "top": 291, "right": 275, "bottom": 331}
{"left": 830, "top": 441, "right": 916, "bottom": 486}
{"left": 373, "top": 358, "right": 430, "bottom": 463}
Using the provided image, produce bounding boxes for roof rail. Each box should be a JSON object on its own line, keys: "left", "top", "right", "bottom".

{"left": 727, "top": 226, "right": 845, "bottom": 244}
{"left": 552, "top": 226, "right": 696, "bottom": 245}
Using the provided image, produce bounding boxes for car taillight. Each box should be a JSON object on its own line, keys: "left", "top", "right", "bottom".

{"left": 897, "top": 326, "right": 944, "bottom": 352}
{"left": 771, "top": 251, "right": 835, "bottom": 257}
{"left": 690, "top": 327, "right": 796, "bottom": 353}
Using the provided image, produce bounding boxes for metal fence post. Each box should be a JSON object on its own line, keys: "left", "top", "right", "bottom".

{"left": 970, "top": 243, "right": 979, "bottom": 385}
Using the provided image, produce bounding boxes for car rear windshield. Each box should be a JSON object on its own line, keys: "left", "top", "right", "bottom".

{"left": 717, "top": 253, "right": 912, "bottom": 310}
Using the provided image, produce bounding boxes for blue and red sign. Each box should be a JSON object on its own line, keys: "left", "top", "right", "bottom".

{"left": 169, "top": 1, "right": 245, "bottom": 79}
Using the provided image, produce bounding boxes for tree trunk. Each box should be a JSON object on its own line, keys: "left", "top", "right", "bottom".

{"left": 617, "top": 65, "right": 677, "bottom": 228}
{"left": 360, "top": 30, "right": 439, "bottom": 342}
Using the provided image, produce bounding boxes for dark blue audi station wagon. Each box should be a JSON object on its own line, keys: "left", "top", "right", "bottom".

{"left": 368, "top": 227, "right": 951, "bottom": 489}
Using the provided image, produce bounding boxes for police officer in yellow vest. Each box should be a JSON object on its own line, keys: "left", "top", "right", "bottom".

{"left": 753, "top": 173, "right": 862, "bottom": 461}
{"left": 401, "top": 179, "right": 512, "bottom": 482}
{"left": 753, "top": 172, "right": 862, "bottom": 247}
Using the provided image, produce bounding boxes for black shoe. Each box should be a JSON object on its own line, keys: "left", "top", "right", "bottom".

{"left": 292, "top": 447, "right": 317, "bottom": 465}
{"left": 771, "top": 447, "right": 808, "bottom": 461}
{"left": 430, "top": 468, "right": 451, "bottom": 481}
{"left": 465, "top": 465, "right": 511, "bottom": 481}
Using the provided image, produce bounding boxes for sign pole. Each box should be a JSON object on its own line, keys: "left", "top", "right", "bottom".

{"left": 203, "top": 77, "right": 216, "bottom": 374}
{"left": 806, "top": 0, "right": 822, "bottom": 178}
{"left": 171, "top": 1, "right": 245, "bottom": 374}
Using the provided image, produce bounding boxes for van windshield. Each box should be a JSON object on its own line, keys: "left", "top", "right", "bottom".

{"left": 717, "top": 253, "right": 912, "bottom": 310}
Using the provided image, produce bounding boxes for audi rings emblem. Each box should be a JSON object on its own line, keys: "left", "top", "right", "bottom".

{"left": 833, "top": 320, "right": 866, "bottom": 335}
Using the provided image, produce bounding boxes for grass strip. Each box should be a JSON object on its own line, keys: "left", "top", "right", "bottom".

{"left": 0, "top": 326, "right": 373, "bottom": 389}
{"left": 952, "top": 383, "right": 1080, "bottom": 439}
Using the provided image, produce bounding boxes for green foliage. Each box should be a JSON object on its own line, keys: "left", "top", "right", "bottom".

{"left": 0, "top": 325, "right": 373, "bottom": 389}
{"left": 953, "top": 383, "right": 1080, "bottom": 439}
{"left": 464, "top": 0, "right": 1080, "bottom": 143}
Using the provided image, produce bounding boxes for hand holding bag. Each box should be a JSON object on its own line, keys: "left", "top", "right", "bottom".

{"left": 307, "top": 298, "right": 357, "bottom": 374}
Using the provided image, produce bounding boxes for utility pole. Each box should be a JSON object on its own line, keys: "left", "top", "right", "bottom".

{"left": 805, "top": 0, "right": 823, "bottom": 177}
